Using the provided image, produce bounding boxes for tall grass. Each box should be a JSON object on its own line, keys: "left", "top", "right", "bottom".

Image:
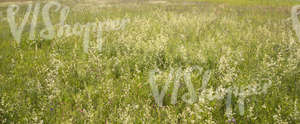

{"left": 0, "top": 0, "right": 299, "bottom": 123}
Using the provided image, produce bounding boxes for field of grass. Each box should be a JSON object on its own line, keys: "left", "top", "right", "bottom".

{"left": 0, "top": 0, "right": 299, "bottom": 123}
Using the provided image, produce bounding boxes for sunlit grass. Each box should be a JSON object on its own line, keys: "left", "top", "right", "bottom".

{"left": 0, "top": 0, "right": 299, "bottom": 123}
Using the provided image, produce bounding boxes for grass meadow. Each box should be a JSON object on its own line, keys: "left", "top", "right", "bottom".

{"left": 0, "top": 0, "right": 300, "bottom": 123}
